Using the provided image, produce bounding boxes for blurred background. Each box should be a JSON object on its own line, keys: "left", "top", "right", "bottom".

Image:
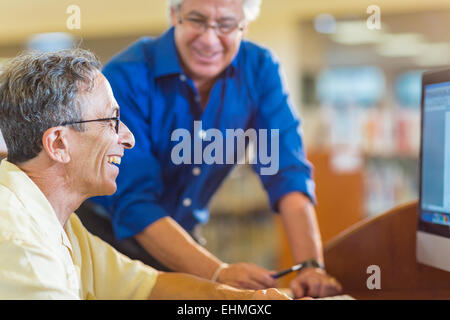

{"left": 1, "top": 0, "right": 448, "bottom": 285}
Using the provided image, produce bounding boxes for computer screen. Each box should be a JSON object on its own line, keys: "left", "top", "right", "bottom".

{"left": 417, "top": 71, "right": 450, "bottom": 272}
{"left": 420, "top": 81, "right": 450, "bottom": 235}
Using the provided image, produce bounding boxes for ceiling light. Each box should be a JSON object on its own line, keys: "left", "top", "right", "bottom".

{"left": 413, "top": 42, "right": 450, "bottom": 67}
{"left": 376, "top": 33, "right": 425, "bottom": 57}
{"left": 331, "top": 20, "right": 385, "bottom": 45}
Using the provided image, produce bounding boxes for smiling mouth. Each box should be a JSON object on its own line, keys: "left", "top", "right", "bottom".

{"left": 193, "top": 49, "right": 221, "bottom": 60}
{"left": 107, "top": 155, "right": 121, "bottom": 165}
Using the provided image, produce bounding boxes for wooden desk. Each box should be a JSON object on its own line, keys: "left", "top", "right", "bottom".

{"left": 324, "top": 201, "right": 450, "bottom": 300}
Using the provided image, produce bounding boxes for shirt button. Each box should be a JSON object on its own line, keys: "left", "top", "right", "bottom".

{"left": 183, "top": 198, "right": 192, "bottom": 207}
{"left": 195, "top": 96, "right": 201, "bottom": 104}
{"left": 192, "top": 167, "right": 201, "bottom": 176}
{"left": 179, "top": 74, "right": 187, "bottom": 82}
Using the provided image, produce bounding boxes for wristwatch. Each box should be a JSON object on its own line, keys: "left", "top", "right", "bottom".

{"left": 299, "top": 258, "right": 325, "bottom": 272}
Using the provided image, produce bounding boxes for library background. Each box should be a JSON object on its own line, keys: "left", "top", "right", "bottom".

{"left": 0, "top": 0, "right": 447, "bottom": 287}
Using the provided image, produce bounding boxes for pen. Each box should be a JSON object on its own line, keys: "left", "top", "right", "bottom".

{"left": 271, "top": 263, "right": 305, "bottom": 279}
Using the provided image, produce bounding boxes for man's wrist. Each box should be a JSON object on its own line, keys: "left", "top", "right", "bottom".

{"left": 211, "top": 263, "right": 229, "bottom": 282}
{"left": 297, "top": 258, "right": 325, "bottom": 273}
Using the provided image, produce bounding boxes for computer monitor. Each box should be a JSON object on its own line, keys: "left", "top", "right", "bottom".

{"left": 417, "top": 69, "right": 450, "bottom": 272}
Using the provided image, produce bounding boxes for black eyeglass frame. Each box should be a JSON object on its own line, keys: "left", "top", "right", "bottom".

{"left": 61, "top": 116, "right": 120, "bottom": 134}
{"left": 177, "top": 16, "right": 245, "bottom": 36}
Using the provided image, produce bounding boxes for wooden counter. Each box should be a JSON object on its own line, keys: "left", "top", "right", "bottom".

{"left": 324, "top": 201, "right": 450, "bottom": 300}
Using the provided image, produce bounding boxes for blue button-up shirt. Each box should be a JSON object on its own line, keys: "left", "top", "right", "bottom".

{"left": 91, "top": 27, "right": 316, "bottom": 240}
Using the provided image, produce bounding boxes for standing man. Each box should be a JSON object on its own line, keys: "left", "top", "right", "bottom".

{"left": 81, "top": 0, "right": 342, "bottom": 298}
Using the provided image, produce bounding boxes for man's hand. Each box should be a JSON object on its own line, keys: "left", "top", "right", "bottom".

{"left": 217, "top": 263, "right": 277, "bottom": 290}
{"left": 290, "top": 267, "right": 342, "bottom": 298}
{"left": 149, "top": 272, "right": 295, "bottom": 300}
{"left": 251, "top": 288, "right": 292, "bottom": 300}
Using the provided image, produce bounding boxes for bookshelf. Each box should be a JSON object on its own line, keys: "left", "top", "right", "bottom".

{"left": 303, "top": 105, "right": 420, "bottom": 218}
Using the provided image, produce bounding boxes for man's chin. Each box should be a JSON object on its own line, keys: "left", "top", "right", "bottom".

{"left": 105, "top": 184, "right": 117, "bottom": 196}
{"left": 93, "top": 183, "right": 117, "bottom": 197}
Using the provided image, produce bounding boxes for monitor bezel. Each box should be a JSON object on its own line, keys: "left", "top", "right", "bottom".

{"left": 418, "top": 69, "right": 450, "bottom": 238}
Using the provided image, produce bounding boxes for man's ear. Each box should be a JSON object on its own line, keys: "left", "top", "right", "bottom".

{"left": 42, "top": 127, "right": 71, "bottom": 164}
{"left": 170, "top": 6, "right": 178, "bottom": 26}
{"left": 242, "top": 22, "right": 249, "bottom": 38}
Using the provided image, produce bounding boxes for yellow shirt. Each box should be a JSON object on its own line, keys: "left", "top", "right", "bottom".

{"left": 0, "top": 160, "right": 158, "bottom": 299}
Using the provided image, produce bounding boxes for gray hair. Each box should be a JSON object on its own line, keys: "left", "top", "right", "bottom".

{"left": 168, "top": 0, "right": 262, "bottom": 22}
{"left": 0, "top": 48, "right": 102, "bottom": 164}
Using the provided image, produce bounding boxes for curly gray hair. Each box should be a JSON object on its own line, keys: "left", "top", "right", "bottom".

{"left": 0, "top": 48, "right": 102, "bottom": 164}
{"left": 168, "top": 0, "right": 262, "bottom": 22}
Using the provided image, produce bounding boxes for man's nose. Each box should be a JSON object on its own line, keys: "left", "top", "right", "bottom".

{"left": 118, "top": 121, "right": 135, "bottom": 149}
{"left": 198, "top": 26, "right": 221, "bottom": 47}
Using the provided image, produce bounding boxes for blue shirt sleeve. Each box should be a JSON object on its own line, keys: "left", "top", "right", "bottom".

{"left": 251, "top": 49, "right": 316, "bottom": 211}
{"left": 99, "top": 60, "right": 169, "bottom": 240}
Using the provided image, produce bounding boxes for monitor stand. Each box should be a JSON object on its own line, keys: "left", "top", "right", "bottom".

{"left": 417, "top": 231, "right": 450, "bottom": 272}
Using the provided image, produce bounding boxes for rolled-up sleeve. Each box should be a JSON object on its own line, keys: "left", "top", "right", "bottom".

{"left": 96, "top": 61, "right": 169, "bottom": 240}
{"left": 251, "top": 50, "right": 316, "bottom": 211}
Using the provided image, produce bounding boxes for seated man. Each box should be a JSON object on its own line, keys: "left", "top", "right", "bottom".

{"left": 0, "top": 49, "right": 290, "bottom": 300}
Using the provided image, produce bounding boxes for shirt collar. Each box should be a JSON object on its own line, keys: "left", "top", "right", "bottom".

{"left": 228, "top": 49, "right": 239, "bottom": 76}
{"left": 0, "top": 160, "right": 73, "bottom": 254}
{"left": 152, "top": 27, "right": 239, "bottom": 79}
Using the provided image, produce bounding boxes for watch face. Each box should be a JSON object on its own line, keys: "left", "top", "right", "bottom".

{"left": 305, "top": 259, "right": 323, "bottom": 269}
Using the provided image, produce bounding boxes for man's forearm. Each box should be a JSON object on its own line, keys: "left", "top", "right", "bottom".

{"left": 148, "top": 272, "right": 255, "bottom": 300}
{"left": 278, "top": 192, "right": 324, "bottom": 265}
{"left": 135, "top": 217, "right": 222, "bottom": 280}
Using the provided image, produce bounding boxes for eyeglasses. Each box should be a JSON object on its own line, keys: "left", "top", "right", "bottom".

{"left": 61, "top": 116, "right": 120, "bottom": 134}
{"left": 178, "top": 16, "right": 245, "bottom": 37}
